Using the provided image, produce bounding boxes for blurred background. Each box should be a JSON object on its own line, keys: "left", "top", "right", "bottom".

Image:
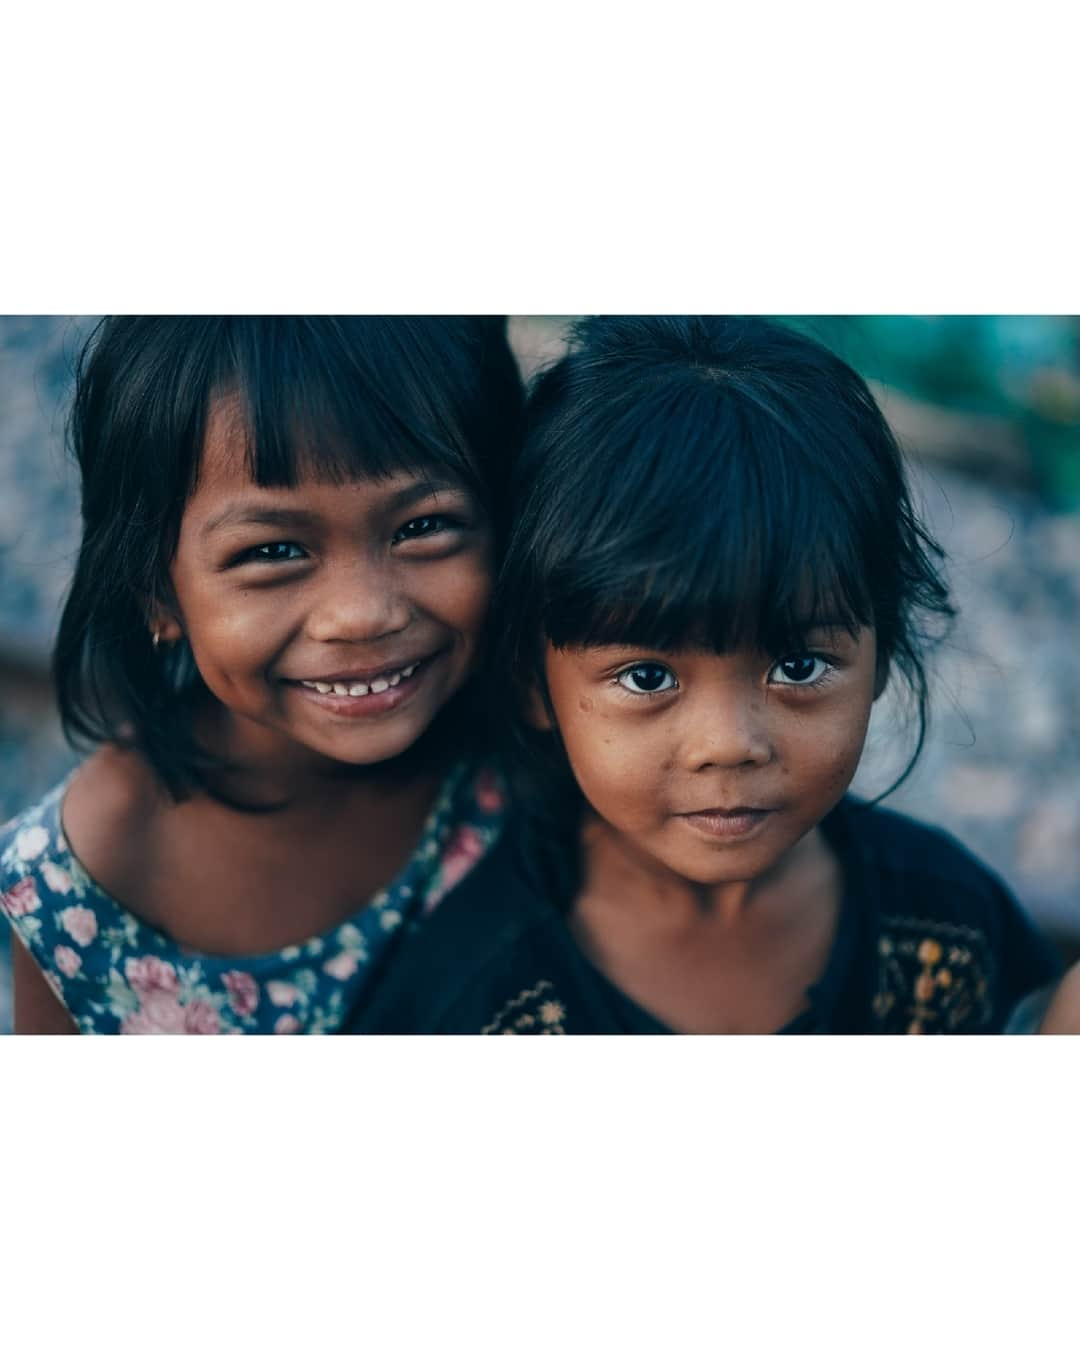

{"left": 2, "top": 315, "right": 1079, "bottom": 1032}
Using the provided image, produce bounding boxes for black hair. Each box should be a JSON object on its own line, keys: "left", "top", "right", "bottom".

{"left": 55, "top": 317, "right": 523, "bottom": 799}
{"left": 496, "top": 315, "right": 955, "bottom": 849}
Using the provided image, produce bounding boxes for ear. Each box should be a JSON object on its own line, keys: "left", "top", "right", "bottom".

{"left": 146, "top": 595, "right": 184, "bottom": 645}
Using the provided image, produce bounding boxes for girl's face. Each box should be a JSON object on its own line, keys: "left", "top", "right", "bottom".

{"left": 541, "top": 626, "right": 881, "bottom": 887}
{"left": 159, "top": 399, "right": 493, "bottom": 772}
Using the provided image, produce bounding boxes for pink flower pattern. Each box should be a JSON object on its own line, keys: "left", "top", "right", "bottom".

{"left": 424, "top": 825, "right": 486, "bottom": 914}
{"left": 267, "top": 980, "right": 300, "bottom": 1007}
{"left": 222, "top": 970, "right": 259, "bottom": 1016}
{"left": 54, "top": 945, "right": 82, "bottom": 977}
{"left": 125, "top": 955, "right": 179, "bottom": 995}
{"left": 323, "top": 951, "right": 360, "bottom": 981}
{"left": 121, "top": 990, "right": 187, "bottom": 1035}
{"left": 1, "top": 760, "right": 505, "bottom": 1034}
{"left": 14, "top": 826, "right": 49, "bottom": 862}
{"left": 183, "top": 1000, "right": 222, "bottom": 1035}
{"left": 475, "top": 768, "right": 506, "bottom": 815}
{"left": 40, "top": 861, "right": 74, "bottom": 895}
{"left": 58, "top": 905, "right": 98, "bottom": 947}
{"left": 2, "top": 876, "right": 41, "bottom": 918}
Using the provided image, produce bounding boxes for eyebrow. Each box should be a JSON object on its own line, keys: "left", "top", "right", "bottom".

{"left": 199, "top": 477, "right": 467, "bottom": 539}
{"left": 200, "top": 506, "right": 319, "bottom": 538}
{"left": 389, "top": 477, "right": 467, "bottom": 511}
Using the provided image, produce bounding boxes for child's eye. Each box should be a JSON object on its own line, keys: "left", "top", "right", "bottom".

{"left": 236, "top": 541, "right": 307, "bottom": 564}
{"left": 768, "top": 654, "right": 834, "bottom": 686}
{"left": 616, "top": 663, "right": 678, "bottom": 695}
{"left": 392, "top": 514, "right": 461, "bottom": 545}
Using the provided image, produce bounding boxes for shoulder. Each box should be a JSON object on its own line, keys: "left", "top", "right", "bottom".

{"left": 832, "top": 796, "right": 1019, "bottom": 920}
{"left": 59, "top": 746, "right": 169, "bottom": 906}
{"left": 1, "top": 749, "right": 168, "bottom": 1034}
{"left": 62, "top": 746, "right": 163, "bottom": 863}
{"left": 1, "top": 787, "right": 64, "bottom": 897}
{"left": 1, "top": 777, "right": 91, "bottom": 1024}
{"left": 830, "top": 797, "right": 1061, "bottom": 1032}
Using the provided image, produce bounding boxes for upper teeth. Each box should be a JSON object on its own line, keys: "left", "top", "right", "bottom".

{"left": 300, "top": 662, "right": 419, "bottom": 697}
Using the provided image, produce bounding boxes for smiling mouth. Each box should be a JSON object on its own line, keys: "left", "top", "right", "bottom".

{"left": 289, "top": 655, "right": 431, "bottom": 699}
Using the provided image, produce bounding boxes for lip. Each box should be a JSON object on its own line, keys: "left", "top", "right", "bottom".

{"left": 677, "top": 807, "right": 774, "bottom": 840}
{"left": 285, "top": 651, "right": 441, "bottom": 719}
{"left": 288, "top": 654, "right": 435, "bottom": 686}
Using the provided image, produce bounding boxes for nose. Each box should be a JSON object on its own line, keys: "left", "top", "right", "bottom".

{"left": 305, "top": 560, "right": 412, "bottom": 644}
{"left": 680, "top": 690, "right": 773, "bottom": 773}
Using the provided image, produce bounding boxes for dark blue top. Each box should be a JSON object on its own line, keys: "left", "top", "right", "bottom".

{"left": 345, "top": 796, "right": 1061, "bottom": 1035}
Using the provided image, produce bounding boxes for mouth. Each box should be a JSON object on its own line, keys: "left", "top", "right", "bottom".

{"left": 291, "top": 655, "right": 428, "bottom": 699}
{"left": 677, "top": 807, "right": 775, "bottom": 840}
{"left": 284, "top": 651, "right": 441, "bottom": 717}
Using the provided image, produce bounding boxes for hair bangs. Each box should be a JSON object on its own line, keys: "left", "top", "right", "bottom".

{"left": 211, "top": 318, "right": 485, "bottom": 498}
{"left": 541, "top": 510, "right": 872, "bottom": 660}
{"left": 538, "top": 374, "right": 876, "bottom": 658}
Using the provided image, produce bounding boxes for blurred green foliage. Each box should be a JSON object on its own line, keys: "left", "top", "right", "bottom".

{"left": 781, "top": 317, "right": 1080, "bottom": 510}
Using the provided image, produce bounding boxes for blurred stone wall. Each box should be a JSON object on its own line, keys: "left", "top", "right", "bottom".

{"left": 2, "top": 316, "right": 1078, "bottom": 1033}
{"left": 852, "top": 461, "right": 1080, "bottom": 938}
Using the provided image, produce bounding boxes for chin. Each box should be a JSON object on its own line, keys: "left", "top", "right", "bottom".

{"left": 653, "top": 843, "right": 776, "bottom": 888}
{"left": 315, "top": 719, "right": 434, "bottom": 767}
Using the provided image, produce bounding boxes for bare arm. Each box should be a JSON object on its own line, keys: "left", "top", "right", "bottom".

{"left": 1038, "top": 963, "right": 1080, "bottom": 1035}
{"left": 12, "top": 936, "right": 78, "bottom": 1034}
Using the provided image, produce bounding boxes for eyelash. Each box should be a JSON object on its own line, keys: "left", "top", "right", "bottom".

{"left": 230, "top": 514, "right": 465, "bottom": 566}
{"left": 611, "top": 654, "right": 840, "bottom": 697}
{"left": 614, "top": 663, "right": 679, "bottom": 696}
{"left": 235, "top": 541, "right": 307, "bottom": 565}
{"left": 391, "top": 513, "right": 465, "bottom": 545}
{"left": 768, "top": 654, "right": 840, "bottom": 689}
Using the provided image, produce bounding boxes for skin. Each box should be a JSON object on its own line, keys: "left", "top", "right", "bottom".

{"left": 539, "top": 627, "right": 883, "bottom": 1032}
{"left": 15, "top": 396, "right": 493, "bottom": 1032}
{"left": 157, "top": 398, "right": 492, "bottom": 790}
{"left": 1037, "top": 964, "right": 1080, "bottom": 1033}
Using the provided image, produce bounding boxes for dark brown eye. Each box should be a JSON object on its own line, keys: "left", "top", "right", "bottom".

{"left": 770, "top": 655, "right": 829, "bottom": 685}
{"left": 393, "top": 514, "right": 460, "bottom": 543}
{"left": 617, "top": 663, "right": 677, "bottom": 694}
{"left": 239, "top": 541, "right": 306, "bottom": 564}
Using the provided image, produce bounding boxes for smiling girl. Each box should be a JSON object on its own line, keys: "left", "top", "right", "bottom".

{"left": 0, "top": 317, "right": 522, "bottom": 1033}
{"left": 348, "top": 316, "right": 1059, "bottom": 1035}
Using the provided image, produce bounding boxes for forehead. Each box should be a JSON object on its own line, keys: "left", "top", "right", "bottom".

{"left": 196, "top": 394, "right": 251, "bottom": 486}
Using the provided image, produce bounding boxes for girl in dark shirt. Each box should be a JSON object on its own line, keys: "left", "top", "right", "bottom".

{"left": 349, "top": 316, "right": 1058, "bottom": 1034}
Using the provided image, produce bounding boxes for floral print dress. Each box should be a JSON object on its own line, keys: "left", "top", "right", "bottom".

{"left": 0, "top": 760, "right": 505, "bottom": 1034}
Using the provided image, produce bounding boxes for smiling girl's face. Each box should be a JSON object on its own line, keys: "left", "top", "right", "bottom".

{"left": 158, "top": 399, "right": 493, "bottom": 773}
{"left": 541, "top": 626, "right": 881, "bottom": 889}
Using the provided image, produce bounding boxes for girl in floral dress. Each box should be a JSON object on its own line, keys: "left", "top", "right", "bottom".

{"left": 0, "top": 317, "right": 521, "bottom": 1033}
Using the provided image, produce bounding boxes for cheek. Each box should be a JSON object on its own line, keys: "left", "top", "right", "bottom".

{"left": 425, "top": 555, "right": 493, "bottom": 644}
{"left": 559, "top": 709, "right": 664, "bottom": 818}
{"left": 175, "top": 578, "right": 287, "bottom": 674}
{"left": 789, "top": 699, "right": 873, "bottom": 793}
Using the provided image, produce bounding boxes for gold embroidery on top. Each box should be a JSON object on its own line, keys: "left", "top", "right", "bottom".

{"left": 873, "top": 916, "right": 993, "bottom": 1034}
{"left": 481, "top": 980, "right": 568, "bottom": 1035}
